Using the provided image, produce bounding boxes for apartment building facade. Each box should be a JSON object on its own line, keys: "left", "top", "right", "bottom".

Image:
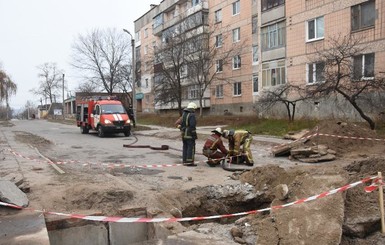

{"left": 134, "top": 0, "right": 385, "bottom": 119}
{"left": 284, "top": 0, "right": 385, "bottom": 120}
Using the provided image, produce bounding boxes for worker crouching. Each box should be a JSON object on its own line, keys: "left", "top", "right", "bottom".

{"left": 202, "top": 127, "right": 228, "bottom": 167}
{"left": 222, "top": 129, "right": 254, "bottom": 166}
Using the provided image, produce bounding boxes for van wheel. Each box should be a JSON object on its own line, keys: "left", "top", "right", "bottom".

{"left": 80, "top": 125, "right": 89, "bottom": 134}
{"left": 97, "top": 126, "right": 104, "bottom": 138}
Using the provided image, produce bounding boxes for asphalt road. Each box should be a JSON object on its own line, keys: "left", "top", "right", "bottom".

{"left": 2, "top": 119, "right": 293, "bottom": 170}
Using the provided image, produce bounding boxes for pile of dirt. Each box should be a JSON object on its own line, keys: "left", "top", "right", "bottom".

{"left": 301, "top": 121, "right": 383, "bottom": 157}
{"left": 342, "top": 158, "right": 385, "bottom": 243}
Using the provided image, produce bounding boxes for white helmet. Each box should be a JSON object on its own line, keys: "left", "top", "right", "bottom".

{"left": 187, "top": 102, "right": 197, "bottom": 109}
{"left": 222, "top": 129, "right": 234, "bottom": 138}
{"left": 211, "top": 127, "right": 223, "bottom": 135}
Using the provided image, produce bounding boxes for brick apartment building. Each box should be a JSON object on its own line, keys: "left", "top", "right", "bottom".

{"left": 134, "top": 0, "right": 385, "bottom": 120}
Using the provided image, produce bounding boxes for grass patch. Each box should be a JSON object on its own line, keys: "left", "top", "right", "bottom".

{"left": 137, "top": 114, "right": 318, "bottom": 137}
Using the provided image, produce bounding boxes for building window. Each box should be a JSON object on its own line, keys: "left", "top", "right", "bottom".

{"left": 232, "top": 0, "right": 240, "bottom": 15}
{"left": 192, "top": 0, "right": 201, "bottom": 6}
{"left": 215, "top": 85, "right": 223, "bottom": 98}
{"left": 144, "top": 28, "right": 148, "bottom": 38}
{"left": 261, "top": 21, "right": 286, "bottom": 50}
{"left": 252, "top": 45, "right": 259, "bottom": 64}
{"left": 262, "top": 0, "right": 285, "bottom": 12}
{"left": 215, "top": 34, "right": 223, "bottom": 48}
{"left": 232, "top": 28, "right": 240, "bottom": 43}
{"left": 144, "top": 45, "right": 148, "bottom": 55}
{"left": 262, "top": 59, "right": 286, "bottom": 87}
{"left": 351, "top": 0, "right": 375, "bottom": 31}
{"left": 188, "top": 85, "right": 200, "bottom": 99}
{"left": 353, "top": 53, "right": 375, "bottom": 80}
{"left": 307, "top": 16, "right": 324, "bottom": 42}
{"left": 215, "top": 9, "right": 222, "bottom": 23}
{"left": 233, "top": 82, "right": 242, "bottom": 96}
{"left": 253, "top": 74, "right": 259, "bottom": 93}
{"left": 153, "top": 14, "right": 163, "bottom": 29}
{"left": 233, "top": 55, "right": 241, "bottom": 69}
{"left": 145, "top": 78, "right": 149, "bottom": 88}
{"left": 135, "top": 31, "right": 140, "bottom": 42}
{"left": 216, "top": 60, "right": 223, "bottom": 72}
{"left": 252, "top": 16, "right": 258, "bottom": 34}
{"left": 307, "top": 62, "right": 325, "bottom": 84}
{"left": 180, "top": 64, "right": 188, "bottom": 78}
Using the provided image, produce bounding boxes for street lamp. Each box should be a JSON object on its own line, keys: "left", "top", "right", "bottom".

{"left": 62, "top": 73, "right": 65, "bottom": 120}
{"left": 123, "top": 28, "right": 137, "bottom": 125}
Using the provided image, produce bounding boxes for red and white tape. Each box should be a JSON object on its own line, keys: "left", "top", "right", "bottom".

{"left": 0, "top": 176, "right": 378, "bottom": 223}
{"left": 273, "top": 132, "right": 385, "bottom": 149}
{"left": 7, "top": 149, "right": 183, "bottom": 169}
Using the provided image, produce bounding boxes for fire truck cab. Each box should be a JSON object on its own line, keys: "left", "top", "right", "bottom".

{"left": 76, "top": 97, "right": 131, "bottom": 137}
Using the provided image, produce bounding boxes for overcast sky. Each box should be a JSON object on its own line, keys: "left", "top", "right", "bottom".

{"left": 0, "top": 0, "right": 158, "bottom": 109}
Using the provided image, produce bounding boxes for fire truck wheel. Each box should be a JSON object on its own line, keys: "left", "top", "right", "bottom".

{"left": 80, "top": 126, "right": 89, "bottom": 134}
{"left": 124, "top": 130, "right": 130, "bottom": 137}
{"left": 97, "top": 126, "right": 104, "bottom": 138}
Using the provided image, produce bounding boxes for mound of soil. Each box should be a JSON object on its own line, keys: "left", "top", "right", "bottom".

{"left": 302, "top": 121, "right": 383, "bottom": 157}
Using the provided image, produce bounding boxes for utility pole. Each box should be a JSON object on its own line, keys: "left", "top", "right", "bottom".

{"left": 62, "top": 73, "right": 65, "bottom": 120}
{"left": 123, "top": 29, "right": 137, "bottom": 125}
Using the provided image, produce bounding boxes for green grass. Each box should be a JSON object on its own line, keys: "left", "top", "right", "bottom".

{"left": 137, "top": 113, "right": 318, "bottom": 137}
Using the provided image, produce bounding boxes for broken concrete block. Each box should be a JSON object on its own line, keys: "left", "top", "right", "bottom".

{"left": 274, "top": 184, "right": 289, "bottom": 201}
{"left": 317, "top": 145, "right": 329, "bottom": 155}
{"left": 0, "top": 180, "right": 29, "bottom": 207}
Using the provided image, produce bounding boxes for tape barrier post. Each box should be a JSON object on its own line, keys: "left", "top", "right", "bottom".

{"left": 378, "top": 172, "right": 385, "bottom": 234}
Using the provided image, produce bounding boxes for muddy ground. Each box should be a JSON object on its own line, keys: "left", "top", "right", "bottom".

{"left": 2, "top": 120, "right": 385, "bottom": 244}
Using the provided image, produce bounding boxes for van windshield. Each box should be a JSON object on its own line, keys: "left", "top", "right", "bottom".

{"left": 101, "top": 104, "right": 126, "bottom": 114}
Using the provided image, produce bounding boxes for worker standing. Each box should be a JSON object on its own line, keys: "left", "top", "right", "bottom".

{"left": 175, "top": 102, "right": 198, "bottom": 166}
{"left": 222, "top": 129, "right": 254, "bottom": 166}
{"left": 202, "top": 127, "right": 228, "bottom": 167}
{"left": 127, "top": 105, "right": 135, "bottom": 128}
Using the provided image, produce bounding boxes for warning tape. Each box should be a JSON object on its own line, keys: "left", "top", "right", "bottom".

{"left": 272, "top": 132, "right": 385, "bottom": 149}
{"left": 0, "top": 176, "right": 378, "bottom": 223}
{"left": 7, "top": 149, "right": 183, "bottom": 169}
{"left": 7, "top": 148, "right": 229, "bottom": 169}
{"left": 317, "top": 133, "right": 385, "bottom": 142}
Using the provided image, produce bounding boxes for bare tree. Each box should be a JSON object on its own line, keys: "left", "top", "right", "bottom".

{"left": 18, "top": 100, "right": 37, "bottom": 119}
{"left": 153, "top": 23, "right": 189, "bottom": 115}
{"left": 31, "top": 62, "right": 63, "bottom": 104}
{"left": 153, "top": 12, "right": 243, "bottom": 116}
{"left": 258, "top": 84, "right": 310, "bottom": 122}
{"left": 116, "top": 64, "right": 135, "bottom": 106}
{"left": 0, "top": 68, "right": 17, "bottom": 119}
{"left": 71, "top": 28, "right": 132, "bottom": 95}
{"left": 307, "top": 35, "right": 385, "bottom": 129}
{"left": 185, "top": 23, "right": 244, "bottom": 117}
{"left": 76, "top": 79, "right": 100, "bottom": 94}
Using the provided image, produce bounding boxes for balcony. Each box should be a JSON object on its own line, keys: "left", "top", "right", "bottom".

{"left": 153, "top": 23, "right": 164, "bottom": 36}
{"left": 186, "top": 0, "right": 208, "bottom": 17}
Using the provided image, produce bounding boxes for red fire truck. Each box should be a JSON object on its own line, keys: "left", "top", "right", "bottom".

{"left": 76, "top": 97, "right": 131, "bottom": 137}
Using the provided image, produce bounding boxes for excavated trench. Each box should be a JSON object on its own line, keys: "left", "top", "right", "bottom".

{"left": 45, "top": 183, "right": 271, "bottom": 244}
{"left": 45, "top": 158, "right": 385, "bottom": 244}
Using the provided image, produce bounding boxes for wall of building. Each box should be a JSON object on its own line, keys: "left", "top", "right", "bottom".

{"left": 134, "top": 0, "right": 385, "bottom": 121}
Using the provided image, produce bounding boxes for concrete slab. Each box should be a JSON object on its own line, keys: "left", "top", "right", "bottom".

{"left": 0, "top": 180, "right": 29, "bottom": 207}
{"left": 0, "top": 210, "right": 50, "bottom": 245}
{"left": 48, "top": 224, "right": 108, "bottom": 245}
